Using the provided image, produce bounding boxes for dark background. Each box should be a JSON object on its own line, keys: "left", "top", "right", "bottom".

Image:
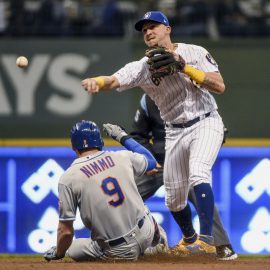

{"left": 0, "top": 38, "right": 269, "bottom": 138}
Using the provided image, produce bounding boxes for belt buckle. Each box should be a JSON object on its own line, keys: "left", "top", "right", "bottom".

{"left": 200, "top": 115, "right": 205, "bottom": 121}
{"left": 181, "top": 122, "right": 187, "bottom": 128}
{"left": 200, "top": 112, "right": 210, "bottom": 121}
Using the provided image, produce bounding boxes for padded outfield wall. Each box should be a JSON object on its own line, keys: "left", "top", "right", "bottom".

{"left": 0, "top": 38, "right": 269, "bottom": 139}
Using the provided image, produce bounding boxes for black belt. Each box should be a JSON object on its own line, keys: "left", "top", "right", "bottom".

{"left": 166, "top": 112, "right": 211, "bottom": 128}
{"left": 107, "top": 217, "right": 145, "bottom": 247}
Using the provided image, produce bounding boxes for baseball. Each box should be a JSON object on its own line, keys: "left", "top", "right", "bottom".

{"left": 16, "top": 56, "right": 28, "bottom": 68}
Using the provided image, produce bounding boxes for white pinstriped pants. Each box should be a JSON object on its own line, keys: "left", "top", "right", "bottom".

{"left": 164, "top": 111, "right": 224, "bottom": 212}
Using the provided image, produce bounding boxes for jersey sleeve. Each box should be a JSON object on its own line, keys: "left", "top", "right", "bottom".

{"left": 125, "top": 151, "right": 148, "bottom": 177}
{"left": 196, "top": 46, "right": 219, "bottom": 73}
{"left": 113, "top": 58, "right": 148, "bottom": 91}
{"left": 58, "top": 183, "right": 77, "bottom": 221}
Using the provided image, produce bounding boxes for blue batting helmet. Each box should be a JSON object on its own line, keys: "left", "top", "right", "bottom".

{"left": 70, "top": 120, "right": 104, "bottom": 151}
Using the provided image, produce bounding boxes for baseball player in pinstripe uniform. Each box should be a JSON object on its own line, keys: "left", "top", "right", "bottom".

{"left": 129, "top": 93, "right": 237, "bottom": 260}
{"left": 82, "top": 11, "right": 231, "bottom": 256}
{"left": 44, "top": 120, "right": 168, "bottom": 262}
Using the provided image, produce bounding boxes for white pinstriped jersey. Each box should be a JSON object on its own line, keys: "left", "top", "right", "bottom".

{"left": 58, "top": 150, "right": 148, "bottom": 241}
{"left": 114, "top": 43, "right": 219, "bottom": 124}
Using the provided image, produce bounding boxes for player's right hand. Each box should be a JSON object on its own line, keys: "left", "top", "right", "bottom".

{"left": 44, "top": 246, "right": 64, "bottom": 262}
{"left": 146, "top": 168, "right": 158, "bottom": 176}
{"left": 146, "top": 163, "right": 162, "bottom": 175}
{"left": 81, "top": 78, "right": 100, "bottom": 93}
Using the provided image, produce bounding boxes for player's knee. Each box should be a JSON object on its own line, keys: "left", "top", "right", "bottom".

{"left": 67, "top": 246, "right": 77, "bottom": 261}
{"left": 166, "top": 200, "right": 187, "bottom": 212}
{"left": 67, "top": 239, "right": 88, "bottom": 262}
{"left": 189, "top": 161, "right": 211, "bottom": 185}
{"left": 190, "top": 178, "right": 210, "bottom": 188}
{"left": 189, "top": 171, "right": 211, "bottom": 186}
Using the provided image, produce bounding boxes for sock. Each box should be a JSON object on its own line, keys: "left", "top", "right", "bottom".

{"left": 171, "top": 203, "right": 196, "bottom": 242}
{"left": 193, "top": 183, "right": 214, "bottom": 236}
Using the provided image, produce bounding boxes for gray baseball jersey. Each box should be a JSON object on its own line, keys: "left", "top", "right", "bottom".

{"left": 113, "top": 43, "right": 224, "bottom": 212}
{"left": 59, "top": 150, "right": 148, "bottom": 239}
{"left": 58, "top": 150, "right": 160, "bottom": 260}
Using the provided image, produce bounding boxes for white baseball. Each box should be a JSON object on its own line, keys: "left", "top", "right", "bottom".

{"left": 16, "top": 56, "right": 28, "bottom": 68}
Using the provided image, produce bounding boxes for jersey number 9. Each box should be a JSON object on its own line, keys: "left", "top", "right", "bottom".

{"left": 101, "top": 177, "right": 125, "bottom": 207}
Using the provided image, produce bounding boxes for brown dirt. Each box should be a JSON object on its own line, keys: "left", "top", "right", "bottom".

{"left": 0, "top": 255, "right": 269, "bottom": 270}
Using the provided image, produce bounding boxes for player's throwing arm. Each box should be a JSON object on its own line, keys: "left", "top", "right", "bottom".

{"left": 81, "top": 76, "right": 119, "bottom": 93}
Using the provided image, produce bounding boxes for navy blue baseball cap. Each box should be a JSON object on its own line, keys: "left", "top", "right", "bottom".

{"left": 135, "top": 11, "right": 170, "bottom": 32}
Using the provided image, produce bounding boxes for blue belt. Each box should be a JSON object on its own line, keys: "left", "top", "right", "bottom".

{"left": 166, "top": 112, "right": 211, "bottom": 128}
{"left": 107, "top": 217, "right": 145, "bottom": 247}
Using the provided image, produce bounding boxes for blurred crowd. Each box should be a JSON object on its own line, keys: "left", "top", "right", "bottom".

{"left": 1, "top": 0, "right": 270, "bottom": 38}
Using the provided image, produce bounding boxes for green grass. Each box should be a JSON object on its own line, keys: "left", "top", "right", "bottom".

{"left": 238, "top": 254, "right": 270, "bottom": 259}
{"left": 0, "top": 254, "right": 42, "bottom": 259}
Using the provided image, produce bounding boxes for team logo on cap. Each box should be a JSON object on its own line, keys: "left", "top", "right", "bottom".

{"left": 144, "top": 12, "right": 151, "bottom": 19}
{"left": 83, "top": 139, "right": 88, "bottom": 147}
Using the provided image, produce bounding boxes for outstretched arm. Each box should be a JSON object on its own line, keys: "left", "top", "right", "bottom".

{"left": 81, "top": 75, "right": 120, "bottom": 94}
{"left": 103, "top": 123, "right": 157, "bottom": 173}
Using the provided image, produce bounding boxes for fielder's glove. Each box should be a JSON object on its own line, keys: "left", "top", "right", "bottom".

{"left": 44, "top": 246, "right": 64, "bottom": 262}
{"left": 145, "top": 46, "right": 186, "bottom": 79}
{"left": 103, "top": 123, "right": 129, "bottom": 144}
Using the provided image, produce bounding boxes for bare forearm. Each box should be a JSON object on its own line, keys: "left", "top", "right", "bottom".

{"left": 82, "top": 75, "right": 119, "bottom": 93}
{"left": 202, "top": 72, "right": 225, "bottom": 94}
{"left": 56, "top": 234, "right": 73, "bottom": 257}
{"left": 92, "top": 76, "right": 118, "bottom": 90}
{"left": 56, "top": 222, "right": 74, "bottom": 258}
{"left": 182, "top": 64, "right": 225, "bottom": 94}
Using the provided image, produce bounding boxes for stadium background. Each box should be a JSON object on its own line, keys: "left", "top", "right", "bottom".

{"left": 0, "top": 0, "right": 270, "bottom": 257}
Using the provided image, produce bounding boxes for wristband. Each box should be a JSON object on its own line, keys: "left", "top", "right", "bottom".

{"left": 92, "top": 76, "right": 105, "bottom": 89}
{"left": 183, "top": 65, "right": 205, "bottom": 84}
{"left": 120, "top": 135, "right": 131, "bottom": 145}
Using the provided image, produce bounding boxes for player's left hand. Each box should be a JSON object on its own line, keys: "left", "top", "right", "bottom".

{"left": 103, "top": 123, "right": 128, "bottom": 143}
{"left": 44, "top": 246, "right": 64, "bottom": 261}
{"left": 145, "top": 46, "right": 186, "bottom": 79}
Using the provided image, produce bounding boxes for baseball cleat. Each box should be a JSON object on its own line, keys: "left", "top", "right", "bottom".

{"left": 185, "top": 236, "right": 216, "bottom": 255}
{"left": 216, "top": 244, "right": 238, "bottom": 260}
{"left": 170, "top": 235, "right": 216, "bottom": 256}
{"left": 169, "top": 234, "right": 198, "bottom": 256}
{"left": 169, "top": 239, "right": 190, "bottom": 256}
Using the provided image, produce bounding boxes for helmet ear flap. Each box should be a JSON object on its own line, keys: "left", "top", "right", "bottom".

{"left": 70, "top": 120, "right": 103, "bottom": 151}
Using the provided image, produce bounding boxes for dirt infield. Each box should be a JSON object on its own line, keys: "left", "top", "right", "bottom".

{"left": 0, "top": 255, "right": 269, "bottom": 270}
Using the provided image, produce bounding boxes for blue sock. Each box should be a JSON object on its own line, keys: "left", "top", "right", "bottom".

{"left": 193, "top": 183, "right": 214, "bottom": 236}
{"left": 171, "top": 203, "right": 196, "bottom": 241}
